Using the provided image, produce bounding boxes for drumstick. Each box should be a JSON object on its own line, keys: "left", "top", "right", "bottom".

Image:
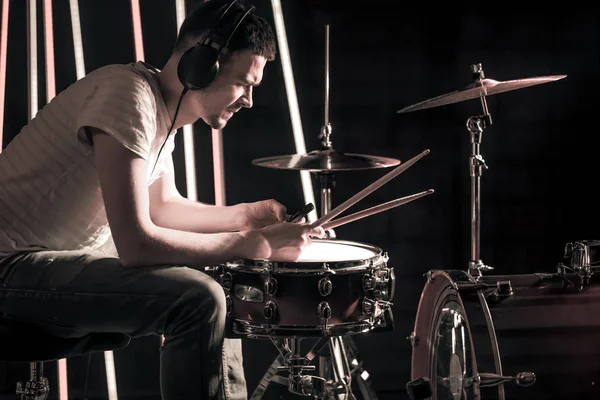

{"left": 310, "top": 149, "right": 430, "bottom": 229}
{"left": 321, "top": 189, "right": 434, "bottom": 231}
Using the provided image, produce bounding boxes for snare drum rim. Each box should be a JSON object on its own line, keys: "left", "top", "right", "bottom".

{"left": 224, "top": 239, "right": 387, "bottom": 274}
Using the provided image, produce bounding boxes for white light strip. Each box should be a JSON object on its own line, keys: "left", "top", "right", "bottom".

{"left": 270, "top": 0, "right": 317, "bottom": 221}
{"left": 176, "top": 0, "right": 198, "bottom": 202}
{"left": 175, "top": 0, "right": 186, "bottom": 31}
{"left": 44, "top": 1, "right": 67, "bottom": 396}
{"left": 0, "top": 0, "right": 9, "bottom": 152}
{"left": 27, "top": 0, "right": 38, "bottom": 120}
{"left": 184, "top": 125, "right": 198, "bottom": 201}
{"left": 104, "top": 351, "right": 119, "bottom": 400}
{"left": 69, "top": 0, "right": 85, "bottom": 79}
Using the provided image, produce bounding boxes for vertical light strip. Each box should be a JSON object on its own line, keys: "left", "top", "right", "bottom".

{"left": 34, "top": 1, "right": 69, "bottom": 397}
{"left": 27, "top": 0, "right": 38, "bottom": 120}
{"left": 176, "top": 0, "right": 198, "bottom": 202}
{"left": 130, "top": 0, "right": 144, "bottom": 62}
{"left": 57, "top": 360, "right": 68, "bottom": 400}
{"left": 43, "top": 0, "right": 55, "bottom": 101}
{"left": 212, "top": 129, "right": 226, "bottom": 205}
{"left": 42, "top": 2, "right": 67, "bottom": 398}
{"left": 104, "top": 351, "right": 119, "bottom": 400}
{"left": 0, "top": 0, "right": 9, "bottom": 152}
{"left": 270, "top": 0, "right": 316, "bottom": 221}
{"left": 68, "top": 0, "right": 85, "bottom": 79}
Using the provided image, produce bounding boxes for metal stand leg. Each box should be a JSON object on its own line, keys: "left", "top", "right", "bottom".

{"left": 16, "top": 361, "right": 50, "bottom": 400}
{"left": 342, "top": 337, "right": 379, "bottom": 400}
{"left": 321, "top": 336, "right": 378, "bottom": 400}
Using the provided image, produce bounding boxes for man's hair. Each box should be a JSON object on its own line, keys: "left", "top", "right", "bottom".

{"left": 174, "top": 0, "right": 277, "bottom": 62}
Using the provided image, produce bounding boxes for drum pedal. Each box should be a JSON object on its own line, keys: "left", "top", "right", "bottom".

{"left": 406, "top": 377, "right": 432, "bottom": 400}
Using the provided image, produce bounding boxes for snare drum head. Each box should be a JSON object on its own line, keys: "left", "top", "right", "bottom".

{"left": 296, "top": 239, "right": 380, "bottom": 262}
{"left": 226, "top": 239, "right": 385, "bottom": 273}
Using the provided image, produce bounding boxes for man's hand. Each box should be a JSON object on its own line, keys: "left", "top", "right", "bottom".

{"left": 238, "top": 199, "right": 287, "bottom": 231}
{"left": 243, "top": 222, "right": 327, "bottom": 261}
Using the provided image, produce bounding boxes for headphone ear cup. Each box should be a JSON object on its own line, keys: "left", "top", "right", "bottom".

{"left": 177, "top": 44, "right": 220, "bottom": 90}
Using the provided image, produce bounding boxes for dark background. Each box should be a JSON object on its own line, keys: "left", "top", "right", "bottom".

{"left": 1, "top": 1, "right": 599, "bottom": 399}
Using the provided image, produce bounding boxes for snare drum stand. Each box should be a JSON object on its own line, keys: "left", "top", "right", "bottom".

{"left": 251, "top": 135, "right": 378, "bottom": 400}
{"left": 466, "top": 64, "right": 495, "bottom": 279}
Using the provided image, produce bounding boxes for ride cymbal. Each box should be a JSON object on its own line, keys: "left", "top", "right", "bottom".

{"left": 397, "top": 74, "right": 567, "bottom": 113}
{"left": 252, "top": 149, "right": 401, "bottom": 172}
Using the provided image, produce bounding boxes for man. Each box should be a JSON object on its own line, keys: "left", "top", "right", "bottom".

{"left": 0, "top": 0, "right": 323, "bottom": 399}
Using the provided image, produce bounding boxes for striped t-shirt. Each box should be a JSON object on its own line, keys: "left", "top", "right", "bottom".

{"left": 0, "top": 61, "right": 175, "bottom": 259}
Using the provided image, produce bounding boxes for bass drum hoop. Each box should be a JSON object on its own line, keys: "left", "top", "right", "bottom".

{"left": 410, "top": 270, "right": 483, "bottom": 399}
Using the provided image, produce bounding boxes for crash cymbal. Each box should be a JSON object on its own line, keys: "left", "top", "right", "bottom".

{"left": 397, "top": 74, "right": 567, "bottom": 113}
{"left": 252, "top": 149, "right": 401, "bottom": 172}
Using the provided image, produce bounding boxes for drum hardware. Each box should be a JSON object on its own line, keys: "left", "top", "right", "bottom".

{"left": 560, "top": 239, "right": 600, "bottom": 284}
{"left": 406, "top": 377, "right": 433, "bottom": 400}
{"left": 398, "top": 64, "right": 566, "bottom": 278}
{"left": 257, "top": 337, "right": 353, "bottom": 399}
{"left": 454, "top": 280, "right": 513, "bottom": 301}
{"left": 477, "top": 372, "right": 536, "bottom": 388}
{"left": 233, "top": 285, "right": 264, "bottom": 302}
{"left": 435, "top": 371, "right": 536, "bottom": 394}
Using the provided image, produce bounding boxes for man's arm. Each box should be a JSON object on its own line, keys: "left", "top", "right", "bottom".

{"left": 148, "top": 155, "right": 246, "bottom": 233}
{"left": 92, "top": 129, "right": 316, "bottom": 267}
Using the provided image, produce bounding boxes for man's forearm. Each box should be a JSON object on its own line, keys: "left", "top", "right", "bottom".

{"left": 151, "top": 197, "right": 244, "bottom": 233}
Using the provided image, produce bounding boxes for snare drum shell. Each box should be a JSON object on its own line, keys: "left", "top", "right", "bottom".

{"left": 227, "top": 269, "right": 368, "bottom": 327}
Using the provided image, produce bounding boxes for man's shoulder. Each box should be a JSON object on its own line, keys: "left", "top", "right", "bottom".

{"left": 85, "top": 62, "right": 150, "bottom": 84}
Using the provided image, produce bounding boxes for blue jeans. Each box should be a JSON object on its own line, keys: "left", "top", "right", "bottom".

{"left": 0, "top": 250, "right": 247, "bottom": 400}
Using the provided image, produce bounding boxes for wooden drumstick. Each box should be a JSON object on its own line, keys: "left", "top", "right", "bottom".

{"left": 310, "top": 149, "right": 430, "bottom": 229}
{"left": 321, "top": 189, "right": 434, "bottom": 230}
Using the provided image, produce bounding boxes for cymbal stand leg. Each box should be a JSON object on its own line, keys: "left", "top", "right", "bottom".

{"left": 467, "top": 63, "right": 494, "bottom": 278}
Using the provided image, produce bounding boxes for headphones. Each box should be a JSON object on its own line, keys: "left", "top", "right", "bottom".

{"left": 177, "top": 0, "right": 256, "bottom": 91}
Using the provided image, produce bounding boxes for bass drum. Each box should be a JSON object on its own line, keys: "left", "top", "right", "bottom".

{"left": 409, "top": 269, "right": 600, "bottom": 400}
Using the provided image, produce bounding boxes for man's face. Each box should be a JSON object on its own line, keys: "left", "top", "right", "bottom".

{"left": 186, "top": 49, "right": 267, "bottom": 129}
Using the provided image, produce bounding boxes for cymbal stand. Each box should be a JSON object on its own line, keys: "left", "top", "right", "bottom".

{"left": 467, "top": 63, "right": 494, "bottom": 278}
{"left": 314, "top": 25, "right": 376, "bottom": 400}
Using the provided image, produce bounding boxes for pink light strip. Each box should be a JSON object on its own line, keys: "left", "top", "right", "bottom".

{"left": 130, "top": 0, "right": 144, "bottom": 61}
{"left": 212, "top": 128, "right": 226, "bottom": 206}
{"left": 43, "top": 0, "right": 55, "bottom": 101}
{"left": 0, "top": 0, "right": 8, "bottom": 152}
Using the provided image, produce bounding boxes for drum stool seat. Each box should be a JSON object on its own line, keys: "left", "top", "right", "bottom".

{"left": 0, "top": 317, "right": 130, "bottom": 399}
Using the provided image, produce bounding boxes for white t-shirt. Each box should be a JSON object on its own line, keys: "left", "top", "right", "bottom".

{"left": 0, "top": 61, "right": 175, "bottom": 258}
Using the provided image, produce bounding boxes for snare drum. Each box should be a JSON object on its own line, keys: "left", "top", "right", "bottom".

{"left": 214, "top": 239, "right": 395, "bottom": 337}
{"left": 409, "top": 269, "right": 600, "bottom": 400}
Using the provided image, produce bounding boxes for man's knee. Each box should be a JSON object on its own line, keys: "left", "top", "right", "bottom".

{"left": 168, "top": 268, "right": 227, "bottom": 325}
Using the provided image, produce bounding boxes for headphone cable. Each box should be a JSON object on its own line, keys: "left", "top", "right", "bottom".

{"left": 151, "top": 87, "right": 188, "bottom": 176}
